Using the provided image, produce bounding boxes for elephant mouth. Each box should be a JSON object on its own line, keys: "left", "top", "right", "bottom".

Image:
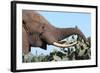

{"left": 40, "top": 30, "right": 77, "bottom": 48}
{"left": 53, "top": 41, "right": 77, "bottom": 48}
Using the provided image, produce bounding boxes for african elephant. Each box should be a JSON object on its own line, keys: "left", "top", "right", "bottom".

{"left": 22, "top": 10, "right": 86, "bottom": 62}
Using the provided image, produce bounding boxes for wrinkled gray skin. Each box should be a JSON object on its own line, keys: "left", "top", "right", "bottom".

{"left": 22, "top": 10, "right": 86, "bottom": 62}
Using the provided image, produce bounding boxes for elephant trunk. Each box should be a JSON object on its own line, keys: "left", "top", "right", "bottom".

{"left": 52, "top": 27, "right": 86, "bottom": 48}
{"left": 56, "top": 27, "right": 86, "bottom": 41}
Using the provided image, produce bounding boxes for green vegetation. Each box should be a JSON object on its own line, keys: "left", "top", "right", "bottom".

{"left": 23, "top": 35, "right": 91, "bottom": 63}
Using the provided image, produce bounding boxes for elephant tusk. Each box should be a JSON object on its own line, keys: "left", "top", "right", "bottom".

{"left": 53, "top": 41, "right": 77, "bottom": 48}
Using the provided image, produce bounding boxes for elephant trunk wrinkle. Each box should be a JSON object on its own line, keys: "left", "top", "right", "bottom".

{"left": 57, "top": 28, "right": 86, "bottom": 41}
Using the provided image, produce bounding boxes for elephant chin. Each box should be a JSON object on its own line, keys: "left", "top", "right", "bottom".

{"left": 53, "top": 41, "right": 77, "bottom": 48}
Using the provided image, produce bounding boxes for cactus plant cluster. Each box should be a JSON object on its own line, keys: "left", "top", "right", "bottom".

{"left": 23, "top": 35, "right": 91, "bottom": 63}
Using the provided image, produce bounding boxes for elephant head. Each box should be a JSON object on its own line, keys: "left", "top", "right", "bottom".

{"left": 22, "top": 10, "right": 86, "bottom": 55}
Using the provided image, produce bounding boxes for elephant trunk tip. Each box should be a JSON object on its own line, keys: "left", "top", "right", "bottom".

{"left": 75, "top": 27, "right": 87, "bottom": 42}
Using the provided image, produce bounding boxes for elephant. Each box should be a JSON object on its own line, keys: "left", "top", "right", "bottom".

{"left": 22, "top": 10, "right": 86, "bottom": 62}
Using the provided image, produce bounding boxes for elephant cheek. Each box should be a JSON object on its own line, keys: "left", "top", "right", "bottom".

{"left": 29, "top": 35, "right": 43, "bottom": 47}
{"left": 41, "top": 32, "right": 57, "bottom": 45}
{"left": 35, "top": 40, "right": 43, "bottom": 47}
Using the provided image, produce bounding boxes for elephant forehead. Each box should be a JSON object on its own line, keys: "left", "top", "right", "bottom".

{"left": 22, "top": 10, "right": 55, "bottom": 30}
{"left": 23, "top": 10, "right": 43, "bottom": 23}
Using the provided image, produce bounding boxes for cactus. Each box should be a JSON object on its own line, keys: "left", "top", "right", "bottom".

{"left": 24, "top": 35, "right": 91, "bottom": 62}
